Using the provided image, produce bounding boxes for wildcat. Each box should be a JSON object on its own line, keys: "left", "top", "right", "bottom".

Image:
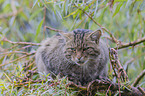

{"left": 35, "top": 29, "right": 109, "bottom": 85}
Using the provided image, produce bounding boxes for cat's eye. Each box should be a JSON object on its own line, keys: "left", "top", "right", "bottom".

{"left": 90, "top": 51, "right": 99, "bottom": 56}
{"left": 83, "top": 47, "right": 93, "bottom": 51}
{"left": 65, "top": 55, "right": 71, "bottom": 59}
{"left": 84, "top": 47, "right": 99, "bottom": 56}
{"left": 67, "top": 48, "right": 76, "bottom": 53}
{"left": 71, "top": 48, "right": 76, "bottom": 52}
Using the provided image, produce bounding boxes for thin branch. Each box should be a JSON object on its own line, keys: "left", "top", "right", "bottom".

{"left": 86, "top": 79, "right": 144, "bottom": 96}
{"left": 17, "top": 45, "right": 33, "bottom": 50}
{"left": 0, "top": 51, "right": 32, "bottom": 55}
{"left": 109, "top": 48, "right": 129, "bottom": 82}
{"left": 1, "top": 37, "right": 40, "bottom": 46}
{"left": 1, "top": 44, "right": 18, "bottom": 52}
{"left": 45, "top": 26, "right": 65, "bottom": 33}
{"left": 0, "top": 52, "right": 35, "bottom": 67}
{"left": 25, "top": 61, "right": 36, "bottom": 74}
{"left": 74, "top": 4, "right": 102, "bottom": 27}
{"left": 132, "top": 69, "right": 145, "bottom": 87}
{"left": 115, "top": 37, "right": 145, "bottom": 49}
{"left": 124, "top": 52, "right": 145, "bottom": 71}
{"left": 104, "top": 36, "right": 116, "bottom": 43}
{"left": 101, "top": 27, "right": 119, "bottom": 44}
{"left": 137, "top": 86, "right": 145, "bottom": 95}
{"left": 106, "top": 84, "right": 112, "bottom": 96}
{"left": 74, "top": 4, "right": 119, "bottom": 44}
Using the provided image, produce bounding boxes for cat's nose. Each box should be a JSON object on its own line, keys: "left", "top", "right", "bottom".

{"left": 77, "top": 55, "right": 82, "bottom": 60}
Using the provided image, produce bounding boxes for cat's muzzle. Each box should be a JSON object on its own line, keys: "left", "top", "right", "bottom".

{"left": 74, "top": 57, "right": 87, "bottom": 66}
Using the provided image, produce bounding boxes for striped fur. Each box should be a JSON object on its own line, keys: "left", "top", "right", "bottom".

{"left": 35, "top": 29, "right": 109, "bottom": 85}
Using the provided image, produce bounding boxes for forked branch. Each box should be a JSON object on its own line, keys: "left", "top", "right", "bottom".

{"left": 115, "top": 37, "right": 145, "bottom": 49}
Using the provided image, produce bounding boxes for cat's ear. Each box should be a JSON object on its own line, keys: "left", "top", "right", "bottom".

{"left": 87, "top": 29, "right": 102, "bottom": 44}
{"left": 59, "top": 32, "right": 73, "bottom": 41}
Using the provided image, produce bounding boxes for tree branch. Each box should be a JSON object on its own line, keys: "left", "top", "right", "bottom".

{"left": 137, "top": 86, "right": 145, "bottom": 95}
{"left": 45, "top": 26, "right": 65, "bottom": 33}
{"left": 0, "top": 51, "right": 32, "bottom": 55}
{"left": 115, "top": 37, "right": 145, "bottom": 49}
{"left": 74, "top": 4, "right": 119, "bottom": 44}
{"left": 132, "top": 69, "right": 145, "bottom": 87}
{"left": 109, "top": 48, "right": 129, "bottom": 82}
{"left": 0, "top": 52, "right": 35, "bottom": 67}
{"left": 1, "top": 37, "right": 40, "bottom": 46}
{"left": 67, "top": 79, "right": 145, "bottom": 96}
{"left": 74, "top": 4, "right": 145, "bottom": 50}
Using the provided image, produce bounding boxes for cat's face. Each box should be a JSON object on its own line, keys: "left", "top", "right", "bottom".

{"left": 62, "top": 29, "right": 101, "bottom": 66}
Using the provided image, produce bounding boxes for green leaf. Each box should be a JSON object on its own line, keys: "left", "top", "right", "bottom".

{"left": 3, "top": 3, "right": 11, "bottom": 13}
{"left": 73, "top": 9, "right": 80, "bottom": 19}
{"left": 97, "top": 7, "right": 107, "bottom": 23}
{"left": 29, "top": 8, "right": 43, "bottom": 21}
{"left": 64, "top": 9, "right": 78, "bottom": 18}
{"left": 19, "top": 12, "right": 28, "bottom": 20}
{"left": 3, "top": 72, "right": 12, "bottom": 82}
{"left": 32, "top": 0, "right": 38, "bottom": 8}
{"left": 113, "top": 2, "right": 123, "bottom": 17}
{"left": 0, "top": 0, "right": 4, "bottom": 4}
{"left": 64, "top": 0, "right": 69, "bottom": 15}
{"left": 35, "top": 19, "right": 43, "bottom": 41}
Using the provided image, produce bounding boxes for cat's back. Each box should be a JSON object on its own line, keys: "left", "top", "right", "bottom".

{"left": 35, "top": 34, "right": 65, "bottom": 76}
{"left": 37, "top": 34, "right": 64, "bottom": 52}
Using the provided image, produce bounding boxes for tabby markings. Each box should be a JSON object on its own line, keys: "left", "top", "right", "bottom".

{"left": 73, "top": 29, "right": 90, "bottom": 49}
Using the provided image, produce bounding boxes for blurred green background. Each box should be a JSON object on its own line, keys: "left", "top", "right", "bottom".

{"left": 0, "top": 0, "right": 145, "bottom": 95}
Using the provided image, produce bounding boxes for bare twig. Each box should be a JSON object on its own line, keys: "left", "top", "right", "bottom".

{"left": 0, "top": 51, "right": 32, "bottom": 55}
{"left": 30, "top": 66, "right": 37, "bottom": 71}
{"left": 124, "top": 52, "right": 145, "bottom": 72}
{"left": 74, "top": 4, "right": 119, "bottom": 44}
{"left": 5, "top": 44, "right": 18, "bottom": 51}
{"left": 109, "top": 48, "right": 129, "bottom": 82}
{"left": 137, "top": 86, "right": 145, "bottom": 95}
{"left": 74, "top": 4, "right": 102, "bottom": 27}
{"left": 25, "top": 61, "right": 36, "bottom": 74}
{"left": 86, "top": 79, "right": 144, "bottom": 96}
{"left": 106, "top": 84, "right": 112, "bottom": 96}
{"left": 45, "top": 26, "right": 65, "bottom": 33}
{"left": 1, "top": 37, "right": 40, "bottom": 46}
{"left": 115, "top": 37, "right": 145, "bottom": 49}
{"left": 0, "top": 52, "right": 35, "bottom": 67}
{"left": 132, "top": 69, "right": 145, "bottom": 87}
{"left": 17, "top": 45, "right": 33, "bottom": 50}
{"left": 101, "top": 27, "right": 119, "bottom": 44}
{"left": 105, "top": 36, "right": 116, "bottom": 43}
{"left": 109, "top": 52, "right": 118, "bottom": 79}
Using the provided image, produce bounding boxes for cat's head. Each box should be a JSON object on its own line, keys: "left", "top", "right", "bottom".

{"left": 61, "top": 29, "right": 101, "bottom": 66}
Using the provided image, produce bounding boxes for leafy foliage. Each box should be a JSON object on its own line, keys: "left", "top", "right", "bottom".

{"left": 0, "top": 0, "right": 145, "bottom": 95}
